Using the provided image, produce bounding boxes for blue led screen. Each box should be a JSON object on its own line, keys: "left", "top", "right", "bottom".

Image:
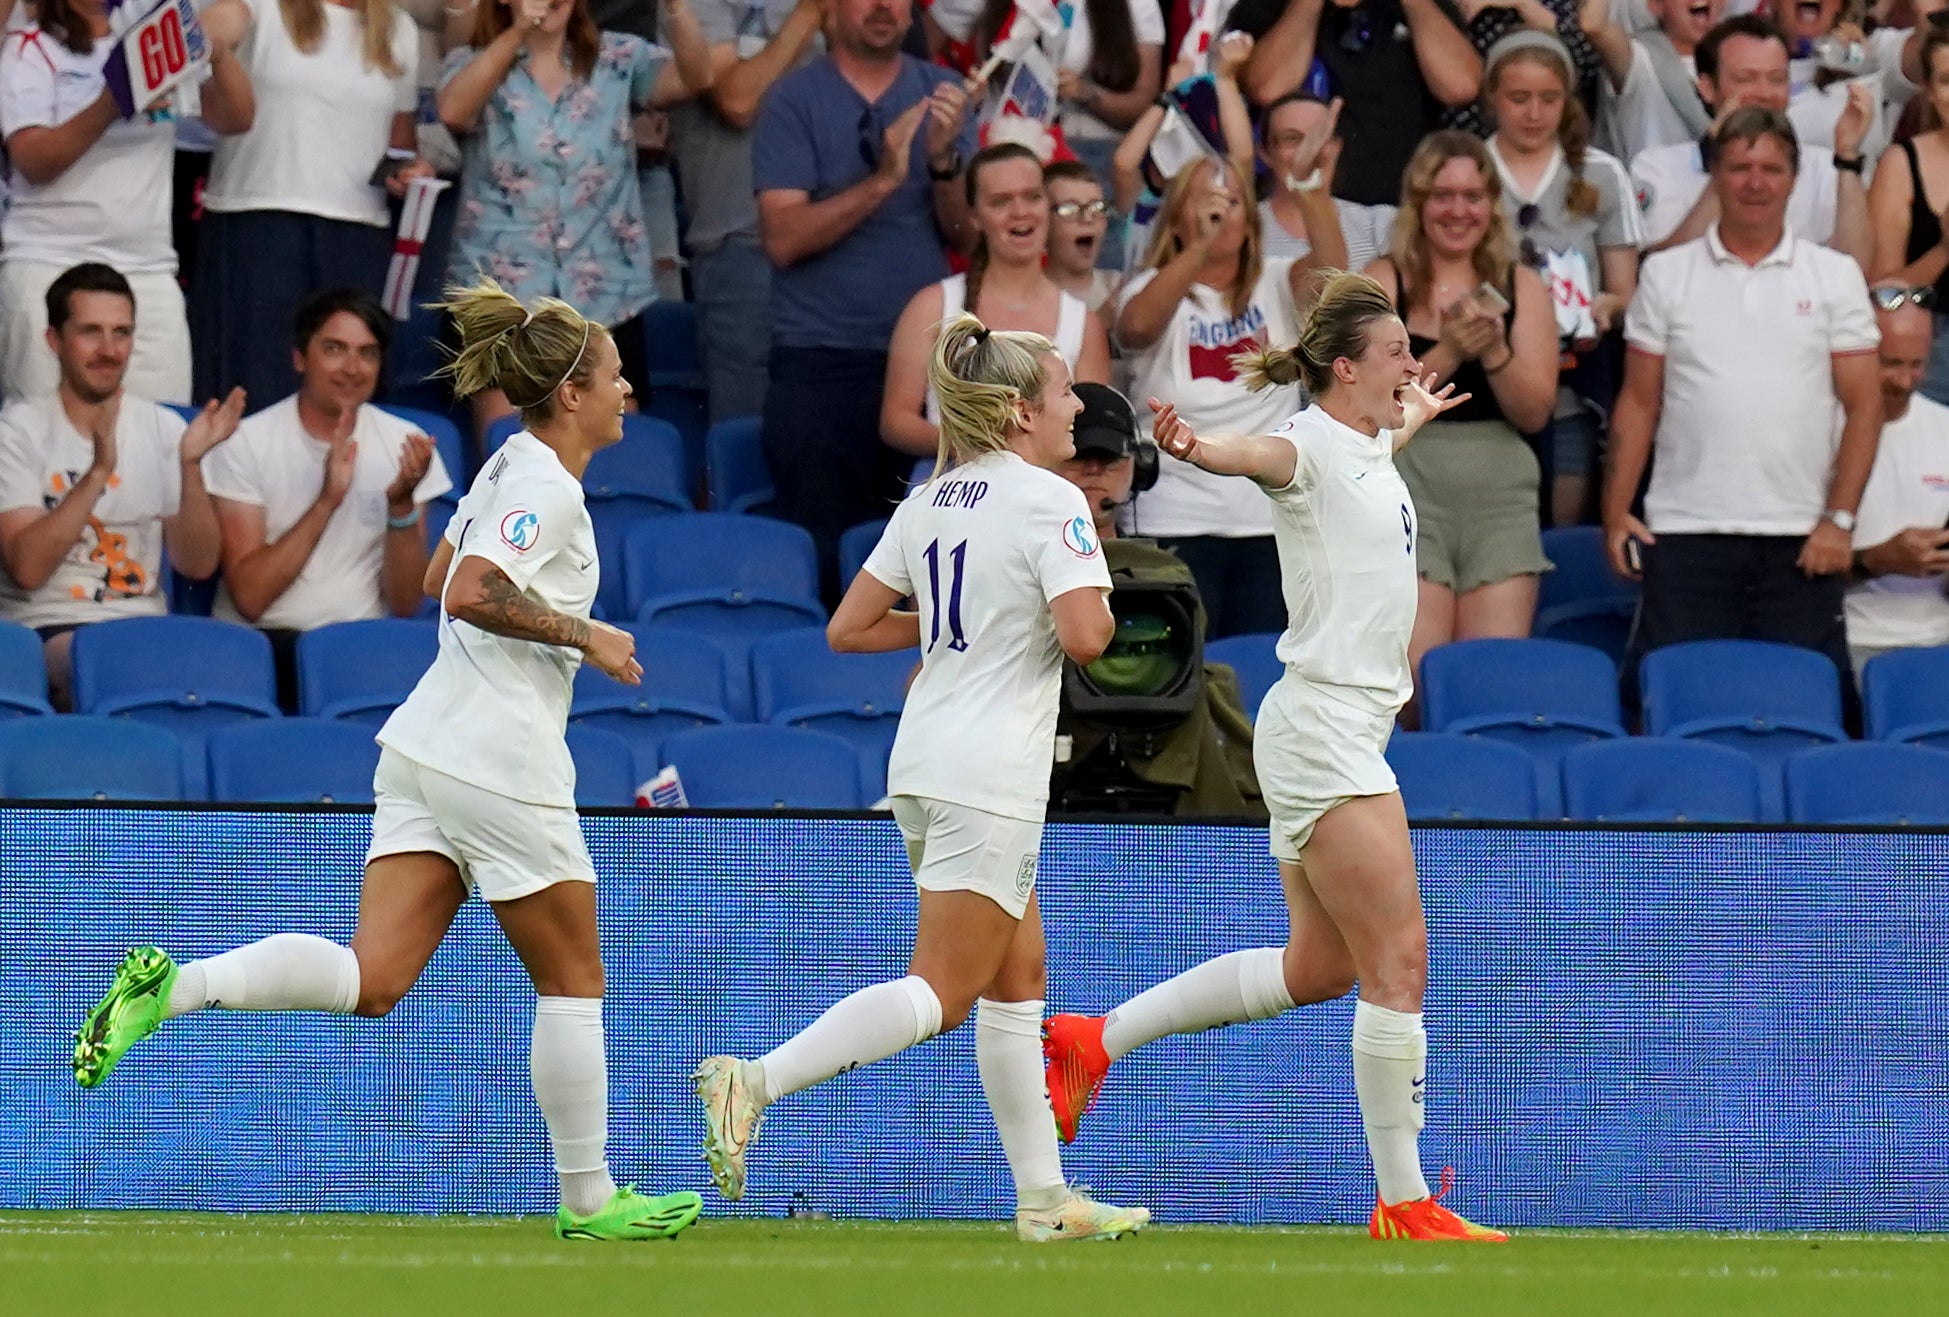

{"left": 2, "top": 809, "right": 1945, "bottom": 1230}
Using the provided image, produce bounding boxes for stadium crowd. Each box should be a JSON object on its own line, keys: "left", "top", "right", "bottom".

{"left": 4, "top": 0, "right": 1949, "bottom": 794}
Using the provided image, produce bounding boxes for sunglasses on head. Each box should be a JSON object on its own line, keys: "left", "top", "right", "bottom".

{"left": 1873, "top": 286, "right": 1937, "bottom": 311}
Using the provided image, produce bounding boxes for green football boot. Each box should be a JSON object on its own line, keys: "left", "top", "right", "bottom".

{"left": 555, "top": 1186, "right": 704, "bottom": 1241}
{"left": 74, "top": 945, "right": 178, "bottom": 1090}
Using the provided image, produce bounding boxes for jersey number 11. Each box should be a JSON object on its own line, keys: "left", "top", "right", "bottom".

{"left": 922, "top": 538, "right": 969, "bottom": 653}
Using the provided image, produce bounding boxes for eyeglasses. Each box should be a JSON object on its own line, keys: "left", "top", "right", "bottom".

{"left": 1873, "top": 286, "right": 1937, "bottom": 311}
{"left": 1053, "top": 200, "right": 1112, "bottom": 220}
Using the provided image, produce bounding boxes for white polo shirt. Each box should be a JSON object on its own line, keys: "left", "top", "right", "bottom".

{"left": 379, "top": 433, "right": 597, "bottom": 808}
{"left": 1846, "top": 393, "right": 1949, "bottom": 651}
{"left": 1625, "top": 225, "right": 1878, "bottom": 536}
{"left": 202, "top": 397, "right": 452, "bottom": 631}
{"left": 865, "top": 451, "right": 1112, "bottom": 822}
{"left": 1631, "top": 138, "right": 1840, "bottom": 248}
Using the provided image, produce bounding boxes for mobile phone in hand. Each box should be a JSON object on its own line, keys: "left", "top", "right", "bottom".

{"left": 1472, "top": 282, "right": 1512, "bottom": 317}
{"left": 369, "top": 149, "right": 416, "bottom": 189}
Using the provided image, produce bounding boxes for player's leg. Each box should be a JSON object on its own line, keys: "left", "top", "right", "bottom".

{"left": 1299, "top": 792, "right": 1503, "bottom": 1241}
{"left": 980, "top": 895, "right": 1149, "bottom": 1241}
{"left": 73, "top": 753, "right": 470, "bottom": 1090}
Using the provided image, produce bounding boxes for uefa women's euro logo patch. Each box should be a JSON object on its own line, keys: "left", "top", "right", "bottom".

{"left": 501, "top": 510, "right": 540, "bottom": 552}
{"left": 1062, "top": 515, "right": 1100, "bottom": 559}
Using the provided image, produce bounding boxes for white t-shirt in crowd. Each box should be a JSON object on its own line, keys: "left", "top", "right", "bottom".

{"left": 1118, "top": 258, "right": 1303, "bottom": 538}
{"left": 1847, "top": 394, "right": 1949, "bottom": 650}
{"left": 1264, "top": 405, "right": 1418, "bottom": 715}
{"left": 1600, "top": 40, "right": 1699, "bottom": 164}
{"left": 0, "top": 394, "right": 185, "bottom": 627}
{"left": 1785, "top": 28, "right": 1916, "bottom": 165}
{"left": 1631, "top": 137, "right": 1840, "bottom": 247}
{"left": 379, "top": 433, "right": 596, "bottom": 808}
{"left": 929, "top": 0, "right": 1165, "bottom": 142}
{"left": 203, "top": 0, "right": 418, "bottom": 226}
{"left": 1625, "top": 225, "right": 1878, "bottom": 536}
{"left": 0, "top": 26, "right": 179, "bottom": 272}
{"left": 202, "top": 396, "right": 452, "bottom": 631}
{"left": 864, "top": 450, "right": 1112, "bottom": 822}
{"left": 1256, "top": 196, "right": 1370, "bottom": 264}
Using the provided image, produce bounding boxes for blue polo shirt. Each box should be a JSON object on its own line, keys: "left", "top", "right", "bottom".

{"left": 752, "top": 55, "right": 972, "bottom": 351}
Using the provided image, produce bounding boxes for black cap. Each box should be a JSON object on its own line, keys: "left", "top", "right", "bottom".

{"left": 1072, "top": 383, "right": 1138, "bottom": 459}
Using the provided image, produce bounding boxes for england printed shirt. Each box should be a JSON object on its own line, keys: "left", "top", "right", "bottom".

{"left": 864, "top": 451, "right": 1112, "bottom": 821}
{"left": 377, "top": 433, "right": 598, "bottom": 808}
{"left": 1264, "top": 406, "right": 1418, "bottom": 715}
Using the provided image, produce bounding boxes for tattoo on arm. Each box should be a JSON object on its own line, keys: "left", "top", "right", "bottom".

{"left": 452, "top": 563, "right": 590, "bottom": 650}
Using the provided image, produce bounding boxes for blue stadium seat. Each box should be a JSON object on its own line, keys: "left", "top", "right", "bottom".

{"left": 662, "top": 724, "right": 868, "bottom": 809}
{"left": 297, "top": 619, "right": 440, "bottom": 725}
{"left": 623, "top": 513, "right": 824, "bottom": 639}
{"left": 643, "top": 301, "right": 709, "bottom": 470}
{"left": 570, "top": 625, "right": 735, "bottom": 767}
{"left": 1534, "top": 525, "right": 1637, "bottom": 663}
{"left": 379, "top": 405, "right": 470, "bottom": 499}
{"left": 837, "top": 518, "right": 889, "bottom": 590}
{"left": 1784, "top": 742, "right": 1949, "bottom": 825}
{"left": 1204, "top": 632, "right": 1283, "bottom": 720}
{"left": 208, "top": 719, "right": 381, "bottom": 803}
{"left": 0, "top": 715, "right": 184, "bottom": 800}
{"left": 751, "top": 627, "right": 913, "bottom": 800}
{"left": 483, "top": 413, "right": 522, "bottom": 455}
{"left": 705, "top": 416, "right": 773, "bottom": 514}
{"left": 1561, "top": 738, "right": 1764, "bottom": 822}
{"left": 70, "top": 617, "right": 279, "bottom": 798}
{"left": 1640, "top": 640, "right": 1846, "bottom": 820}
{"left": 0, "top": 620, "right": 53, "bottom": 717}
{"left": 1420, "top": 637, "right": 1625, "bottom": 815}
{"left": 1862, "top": 646, "right": 1949, "bottom": 749}
{"left": 583, "top": 417, "right": 694, "bottom": 615}
{"left": 566, "top": 724, "right": 639, "bottom": 807}
{"left": 1385, "top": 732, "right": 1538, "bottom": 821}
{"left": 386, "top": 304, "right": 457, "bottom": 419}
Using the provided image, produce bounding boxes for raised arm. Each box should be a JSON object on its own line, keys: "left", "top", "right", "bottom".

{"left": 197, "top": 0, "right": 256, "bottom": 135}
{"left": 1242, "top": 0, "right": 1323, "bottom": 106}
{"left": 707, "top": 0, "right": 824, "bottom": 129}
{"left": 1404, "top": 0, "right": 1482, "bottom": 108}
{"left": 1148, "top": 397, "right": 1300, "bottom": 489}
{"left": 1578, "top": 0, "right": 1634, "bottom": 91}
{"left": 651, "top": 0, "right": 717, "bottom": 105}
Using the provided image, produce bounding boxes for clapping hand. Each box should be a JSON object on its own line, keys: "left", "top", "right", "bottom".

{"left": 322, "top": 409, "right": 359, "bottom": 508}
{"left": 179, "top": 387, "right": 247, "bottom": 464}
{"left": 386, "top": 431, "right": 436, "bottom": 513}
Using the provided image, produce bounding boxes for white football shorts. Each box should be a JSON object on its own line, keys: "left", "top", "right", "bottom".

{"left": 889, "top": 794, "right": 1043, "bottom": 920}
{"left": 367, "top": 747, "right": 597, "bottom": 902}
{"left": 1254, "top": 676, "right": 1400, "bottom": 860}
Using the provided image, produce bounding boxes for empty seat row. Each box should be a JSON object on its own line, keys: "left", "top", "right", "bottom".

{"left": 1389, "top": 734, "right": 1949, "bottom": 825}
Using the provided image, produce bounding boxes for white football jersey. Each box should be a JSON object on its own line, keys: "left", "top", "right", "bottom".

{"left": 378, "top": 433, "right": 599, "bottom": 808}
{"left": 1264, "top": 407, "right": 1418, "bottom": 716}
{"left": 865, "top": 450, "right": 1112, "bottom": 821}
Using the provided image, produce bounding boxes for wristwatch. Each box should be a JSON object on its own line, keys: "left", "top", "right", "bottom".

{"left": 1822, "top": 508, "right": 1857, "bottom": 531}
{"left": 927, "top": 151, "right": 963, "bottom": 182}
{"left": 1833, "top": 155, "right": 1865, "bottom": 175}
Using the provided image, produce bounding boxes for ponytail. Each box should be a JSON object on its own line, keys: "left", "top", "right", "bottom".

{"left": 434, "top": 277, "right": 602, "bottom": 422}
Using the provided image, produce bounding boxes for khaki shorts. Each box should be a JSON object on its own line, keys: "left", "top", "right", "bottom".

{"left": 1394, "top": 418, "right": 1553, "bottom": 595}
{"left": 1254, "top": 678, "right": 1400, "bottom": 860}
{"left": 890, "top": 795, "right": 1043, "bottom": 920}
{"left": 367, "top": 748, "right": 596, "bottom": 903}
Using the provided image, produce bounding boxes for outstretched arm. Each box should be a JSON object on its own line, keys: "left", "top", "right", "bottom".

{"left": 1148, "top": 398, "right": 1299, "bottom": 488}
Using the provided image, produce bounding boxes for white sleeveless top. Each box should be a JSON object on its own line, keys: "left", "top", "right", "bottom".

{"left": 925, "top": 274, "right": 1089, "bottom": 423}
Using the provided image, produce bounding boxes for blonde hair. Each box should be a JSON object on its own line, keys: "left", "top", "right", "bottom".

{"left": 928, "top": 313, "right": 1057, "bottom": 474}
{"left": 1234, "top": 271, "right": 1399, "bottom": 396}
{"left": 278, "top": 0, "right": 405, "bottom": 78}
{"left": 1141, "top": 157, "right": 1263, "bottom": 319}
{"left": 1389, "top": 132, "right": 1519, "bottom": 308}
{"left": 433, "top": 277, "right": 604, "bottom": 423}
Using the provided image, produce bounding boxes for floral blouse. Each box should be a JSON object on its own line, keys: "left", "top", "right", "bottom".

{"left": 442, "top": 33, "right": 669, "bottom": 327}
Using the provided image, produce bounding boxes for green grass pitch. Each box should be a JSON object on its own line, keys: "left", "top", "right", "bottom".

{"left": 3, "top": 1214, "right": 1944, "bottom": 1315}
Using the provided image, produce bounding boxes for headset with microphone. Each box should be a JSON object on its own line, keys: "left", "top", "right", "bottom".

{"left": 1072, "top": 383, "right": 1158, "bottom": 509}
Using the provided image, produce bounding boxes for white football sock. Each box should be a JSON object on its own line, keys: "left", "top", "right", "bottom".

{"left": 975, "top": 998, "right": 1067, "bottom": 1213}
{"left": 1100, "top": 947, "right": 1294, "bottom": 1061}
{"left": 1351, "top": 999, "right": 1431, "bottom": 1205}
{"left": 532, "top": 996, "right": 619, "bottom": 1217}
{"left": 758, "top": 974, "right": 943, "bottom": 1103}
{"left": 164, "top": 933, "right": 359, "bottom": 1018}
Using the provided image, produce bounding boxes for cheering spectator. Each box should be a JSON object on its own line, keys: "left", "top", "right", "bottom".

{"left": 1774, "top": 0, "right": 1924, "bottom": 162}
{"left": 882, "top": 143, "right": 1112, "bottom": 457}
{"left": 1255, "top": 93, "right": 1365, "bottom": 263}
{"left": 1869, "top": 17, "right": 1949, "bottom": 403}
{"left": 1630, "top": 15, "right": 1871, "bottom": 263}
{"left": 1606, "top": 107, "right": 1880, "bottom": 717}
{"left": 1043, "top": 159, "right": 1119, "bottom": 313}
{"left": 1364, "top": 131, "right": 1557, "bottom": 701}
{"left": 1585, "top": 0, "right": 1722, "bottom": 161}
{"left": 0, "top": 265, "right": 243, "bottom": 709}
{"left": 1484, "top": 31, "right": 1642, "bottom": 526}
{"left": 1227, "top": 0, "right": 1483, "bottom": 271}
{"left": 437, "top": 0, "right": 710, "bottom": 438}
{"left": 668, "top": 0, "right": 823, "bottom": 422}
{"left": 202, "top": 289, "right": 452, "bottom": 708}
{"left": 1846, "top": 283, "right": 1949, "bottom": 675}
{"left": 752, "top": 0, "right": 976, "bottom": 598}
{"left": 190, "top": 0, "right": 430, "bottom": 411}
{"left": 1448, "top": 0, "right": 1605, "bottom": 135}
{"left": 1115, "top": 157, "right": 1336, "bottom": 637}
{"left": 0, "top": 0, "right": 253, "bottom": 406}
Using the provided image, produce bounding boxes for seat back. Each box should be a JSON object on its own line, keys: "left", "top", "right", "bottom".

{"left": 661, "top": 725, "right": 867, "bottom": 809}
{"left": 0, "top": 619, "right": 53, "bottom": 717}
{"left": 565, "top": 724, "right": 640, "bottom": 807}
{"left": 705, "top": 416, "right": 773, "bottom": 514}
{"left": 0, "top": 716, "right": 184, "bottom": 800}
{"left": 621, "top": 512, "right": 820, "bottom": 616}
{"left": 837, "top": 518, "right": 889, "bottom": 591}
{"left": 1385, "top": 733, "right": 1538, "bottom": 821}
{"left": 208, "top": 719, "right": 381, "bottom": 803}
{"left": 1561, "top": 738, "right": 1764, "bottom": 822}
{"left": 1203, "top": 633, "right": 1283, "bottom": 720}
{"left": 1862, "top": 646, "right": 1949, "bottom": 745}
{"left": 1784, "top": 741, "right": 1949, "bottom": 824}
{"left": 297, "top": 619, "right": 440, "bottom": 724}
